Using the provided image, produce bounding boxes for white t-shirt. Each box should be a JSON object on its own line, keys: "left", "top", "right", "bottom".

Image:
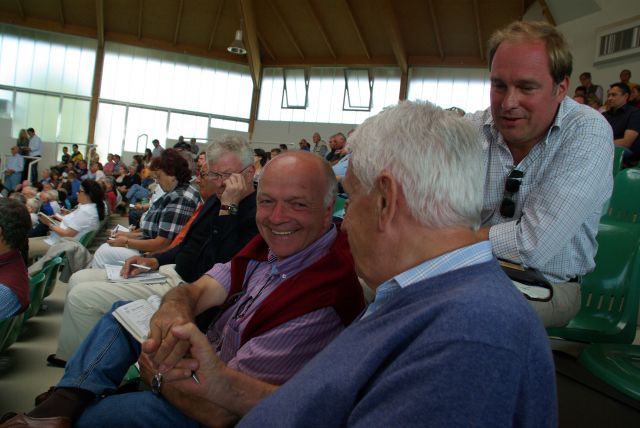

{"left": 46, "top": 203, "right": 99, "bottom": 245}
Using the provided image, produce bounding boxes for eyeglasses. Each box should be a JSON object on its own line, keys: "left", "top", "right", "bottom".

{"left": 500, "top": 169, "right": 524, "bottom": 218}
{"left": 201, "top": 164, "right": 251, "bottom": 181}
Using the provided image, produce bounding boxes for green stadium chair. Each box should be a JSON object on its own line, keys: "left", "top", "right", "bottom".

{"left": 333, "top": 195, "right": 347, "bottom": 219}
{"left": 23, "top": 272, "right": 47, "bottom": 321}
{"left": 578, "top": 343, "right": 640, "bottom": 401}
{"left": 603, "top": 168, "right": 640, "bottom": 223}
{"left": 546, "top": 220, "right": 640, "bottom": 344}
{"left": 42, "top": 255, "right": 64, "bottom": 298}
{"left": 0, "top": 313, "right": 24, "bottom": 353}
{"left": 79, "top": 230, "right": 96, "bottom": 248}
{"left": 612, "top": 146, "right": 625, "bottom": 178}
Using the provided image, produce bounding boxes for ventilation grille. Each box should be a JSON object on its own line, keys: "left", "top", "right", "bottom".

{"left": 595, "top": 18, "right": 640, "bottom": 64}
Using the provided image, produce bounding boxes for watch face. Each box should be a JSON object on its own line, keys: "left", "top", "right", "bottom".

{"left": 152, "top": 373, "right": 162, "bottom": 395}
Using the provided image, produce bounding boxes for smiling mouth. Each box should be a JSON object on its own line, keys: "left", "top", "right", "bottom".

{"left": 271, "top": 230, "right": 294, "bottom": 236}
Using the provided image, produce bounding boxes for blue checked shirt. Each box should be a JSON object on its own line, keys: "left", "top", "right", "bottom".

{"left": 467, "top": 97, "right": 614, "bottom": 282}
{"left": 362, "top": 241, "right": 493, "bottom": 319}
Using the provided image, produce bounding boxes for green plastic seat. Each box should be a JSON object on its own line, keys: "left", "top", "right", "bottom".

{"left": 612, "top": 146, "right": 625, "bottom": 178}
{"left": 578, "top": 343, "right": 640, "bottom": 401}
{"left": 603, "top": 168, "right": 640, "bottom": 223}
{"left": 23, "top": 272, "right": 47, "bottom": 321}
{"left": 42, "top": 255, "right": 64, "bottom": 298}
{"left": 546, "top": 220, "right": 640, "bottom": 344}
{"left": 1, "top": 313, "right": 25, "bottom": 352}
{"left": 0, "top": 316, "right": 15, "bottom": 352}
{"left": 79, "top": 230, "right": 96, "bottom": 248}
{"left": 333, "top": 195, "right": 347, "bottom": 219}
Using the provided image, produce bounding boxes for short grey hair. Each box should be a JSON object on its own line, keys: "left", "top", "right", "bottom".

{"left": 206, "top": 134, "right": 253, "bottom": 168}
{"left": 348, "top": 100, "right": 484, "bottom": 230}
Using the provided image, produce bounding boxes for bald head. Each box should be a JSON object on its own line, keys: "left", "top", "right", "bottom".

{"left": 257, "top": 151, "right": 337, "bottom": 258}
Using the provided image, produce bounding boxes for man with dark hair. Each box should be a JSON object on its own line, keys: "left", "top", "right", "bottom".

{"left": 0, "top": 198, "right": 32, "bottom": 318}
{"left": 603, "top": 82, "right": 640, "bottom": 167}
{"left": 152, "top": 139, "right": 164, "bottom": 157}
{"left": 468, "top": 21, "right": 613, "bottom": 328}
{"left": 579, "top": 71, "right": 604, "bottom": 105}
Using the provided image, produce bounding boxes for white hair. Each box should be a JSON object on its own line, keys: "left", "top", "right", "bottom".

{"left": 46, "top": 189, "right": 58, "bottom": 201}
{"left": 348, "top": 100, "right": 484, "bottom": 230}
{"left": 26, "top": 197, "right": 41, "bottom": 213}
{"left": 206, "top": 134, "right": 253, "bottom": 168}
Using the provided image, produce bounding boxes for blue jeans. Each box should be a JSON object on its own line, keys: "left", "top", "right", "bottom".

{"left": 126, "top": 184, "right": 150, "bottom": 204}
{"left": 4, "top": 171, "right": 21, "bottom": 191}
{"left": 59, "top": 302, "right": 201, "bottom": 428}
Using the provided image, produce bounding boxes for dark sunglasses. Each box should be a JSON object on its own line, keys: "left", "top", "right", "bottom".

{"left": 500, "top": 170, "right": 524, "bottom": 218}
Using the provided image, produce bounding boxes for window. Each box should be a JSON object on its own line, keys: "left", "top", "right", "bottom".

{"left": 95, "top": 103, "right": 126, "bottom": 161}
{"left": 343, "top": 69, "right": 372, "bottom": 111}
{"left": 259, "top": 67, "right": 400, "bottom": 124}
{"left": 168, "top": 113, "right": 209, "bottom": 140}
{"left": 12, "top": 92, "right": 59, "bottom": 141}
{"left": 408, "top": 67, "right": 490, "bottom": 114}
{"left": 124, "top": 107, "right": 168, "bottom": 153}
{"left": 282, "top": 69, "right": 308, "bottom": 109}
{"left": 59, "top": 98, "right": 91, "bottom": 143}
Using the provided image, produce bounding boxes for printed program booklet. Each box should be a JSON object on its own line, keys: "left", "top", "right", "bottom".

{"left": 499, "top": 260, "right": 553, "bottom": 302}
{"left": 104, "top": 264, "right": 167, "bottom": 284}
{"left": 112, "top": 295, "right": 161, "bottom": 342}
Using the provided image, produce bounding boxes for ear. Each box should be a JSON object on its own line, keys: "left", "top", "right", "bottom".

{"left": 374, "top": 172, "right": 398, "bottom": 231}
{"left": 555, "top": 76, "right": 569, "bottom": 100}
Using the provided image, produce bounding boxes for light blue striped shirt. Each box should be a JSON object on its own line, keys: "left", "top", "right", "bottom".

{"left": 362, "top": 241, "right": 493, "bottom": 319}
{"left": 467, "top": 97, "right": 614, "bottom": 282}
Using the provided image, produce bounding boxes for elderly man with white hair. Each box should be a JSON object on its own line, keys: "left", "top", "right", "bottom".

{"left": 236, "top": 100, "right": 557, "bottom": 427}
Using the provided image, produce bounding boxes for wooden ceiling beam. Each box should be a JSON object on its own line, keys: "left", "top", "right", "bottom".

{"left": 257, "top": 31, "right": 276, "bottom": 61}
{"left": 380, "top": 0, "right": 407, "bottom": 73}
{"left": 342, "top": 0, "right": 370, "bottom": 60}
{"left": 304, "top": 0, "right": 336, "bottom": 59}
{"left": 427, "top": 0, "right": 444, "bottom": 59}
{"left": 137, "top": 0, "right": 143, "bottom": 39}
{"left": 537, "top": 0, "right": 556, "bottom": 26}
{"left": 238, "top": 0, "right": 263, "bottom": 89}
{"left": 207, "top": 0, "right": 224, "bottom": 50}
{"left": 472, "top": 0, "right": 484, "bottom": 61}
{"left": 96, "top": 0, "right": 104, "bottom": 48}
{"left": 265, "top": 0, "right": 304, "bottom": 59}
{"left": 58, "top": 0, "right": 65, "bottom": 27}
{"left": 15, "top": 0, "right": 24, "bottom": 20}
{"left": 173, "top": 0, "right": 184, "bottom": 45}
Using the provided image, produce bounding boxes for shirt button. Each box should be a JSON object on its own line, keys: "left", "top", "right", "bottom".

{"left": 281, "top": 274, "right": 287, "bottom": 279}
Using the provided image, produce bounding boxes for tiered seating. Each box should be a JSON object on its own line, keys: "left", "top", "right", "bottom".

{"left": 549, "top": 167, "right": 640, "bottom": 402}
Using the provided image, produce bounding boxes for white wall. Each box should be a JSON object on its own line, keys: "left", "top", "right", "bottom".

{"left": 526, "top": 0, "right": 640, "bottom": 93}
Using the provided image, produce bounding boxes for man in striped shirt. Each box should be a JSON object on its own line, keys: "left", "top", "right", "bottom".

{"left": 8, "top": 151, "right": 364, "bottom": 427}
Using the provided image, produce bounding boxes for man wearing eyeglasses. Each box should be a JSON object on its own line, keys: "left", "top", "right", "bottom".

{"left": 48, "top": 136, "right": 259, "bottom": 367}
{"left": 466, "top": 21, "right": 613, "bottom": 328}
{"left": 603, "top": 82, "right": 640, "bottom": 167}
{"left": 11, "top": 151, "right": 364, "bottom": 427}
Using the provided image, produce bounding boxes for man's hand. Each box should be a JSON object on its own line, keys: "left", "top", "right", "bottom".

{"left": 220, "top": 173, "right": 252, "bottom": 206}
{"left": 142, "top": 299, "right": 194, "bottom": 374}
{"left": 121, "top": 255, "right": 159, "bottom": 278}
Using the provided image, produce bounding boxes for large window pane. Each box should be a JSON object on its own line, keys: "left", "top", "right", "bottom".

{"left": 59, "top": 98, "right": 90, "bottom": 144}
{"left": 259, "top": 67, "right": 400, "bottom": 124}
{"left": 95, "top": 103, "right": 126, "bottom": 161}
{"left": 168, "top": 113, "right": 209, "bottom": 140}
{"left": 124, "top": 107, "right": 168, "bottom": 153}
{"left": 282, "top": 69, "right": 308, "bottom": 108}
{"left": 0, "top": 24, "right": 96, "bottom": 96}
{"left": 210, "top": 118, "right": 249, "bottom": 133}
{"left": 101, "top": 42, "right": 252, "bottom": 118}
{"left": 408, "top": 67, "right": 490, "bottom": 113}
{"left": 344, "top": 69, "right": 372, "bottom": 111}
{"left": 13, "top": 92, "right": 59, "bottom": 141}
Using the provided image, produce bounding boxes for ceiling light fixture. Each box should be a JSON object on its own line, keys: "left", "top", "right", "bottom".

{"left": 227, "top": 21, "right": 247, "bottom": 55}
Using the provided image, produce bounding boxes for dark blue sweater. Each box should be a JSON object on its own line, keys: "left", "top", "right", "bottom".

{"left": 239, "top": 260, "right": 557, "bottom": 427}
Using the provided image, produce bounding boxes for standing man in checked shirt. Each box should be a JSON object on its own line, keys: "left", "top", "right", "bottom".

{"left": 466, "top": 21, "right": 614, "bottom": 327}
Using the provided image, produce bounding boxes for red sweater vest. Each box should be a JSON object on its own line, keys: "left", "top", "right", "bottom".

{"left": 229, "top": 231, "right": 365, "bottom": 347}
{"left": 0, "top": 250, "right": 29, "bottom": 312}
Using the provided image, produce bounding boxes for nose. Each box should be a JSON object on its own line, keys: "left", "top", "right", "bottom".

{"left": 268, "top": 201, "right": 288, "bottom": 223}
{"left": 501, "top": 87, "right": 519, "bottom": 110}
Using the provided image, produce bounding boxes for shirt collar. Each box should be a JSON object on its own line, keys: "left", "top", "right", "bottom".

{"left": 266, "top": 224, "right": 337, "bottom": 277}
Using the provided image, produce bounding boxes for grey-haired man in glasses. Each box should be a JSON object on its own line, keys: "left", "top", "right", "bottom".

{"left": 466, "top": 21, "right": 613, "bottom": 327}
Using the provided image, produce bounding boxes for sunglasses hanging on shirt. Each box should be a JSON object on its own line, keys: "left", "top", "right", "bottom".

{"left": 500, "top": 169, "right": 524, "bottom": 218}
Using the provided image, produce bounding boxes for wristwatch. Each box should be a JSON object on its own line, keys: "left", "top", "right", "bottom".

{"left": 220, "top": 203, "right": 239, "bottom": 216}
{"left": 151, "top": 372, "right": 163, "bottom": 395}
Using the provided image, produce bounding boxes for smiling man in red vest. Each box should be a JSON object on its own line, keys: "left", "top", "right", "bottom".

{"left": 5, "top": 151, "right": 364, "bottom": 428}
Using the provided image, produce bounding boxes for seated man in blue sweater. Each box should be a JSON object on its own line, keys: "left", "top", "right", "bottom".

{"left": 153, "top": 101, "right": 558, "bottom": 427}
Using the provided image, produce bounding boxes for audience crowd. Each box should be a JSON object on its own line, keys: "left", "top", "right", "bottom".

{"left": 0, "top": 18, "right": 630, "bottom": 428}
